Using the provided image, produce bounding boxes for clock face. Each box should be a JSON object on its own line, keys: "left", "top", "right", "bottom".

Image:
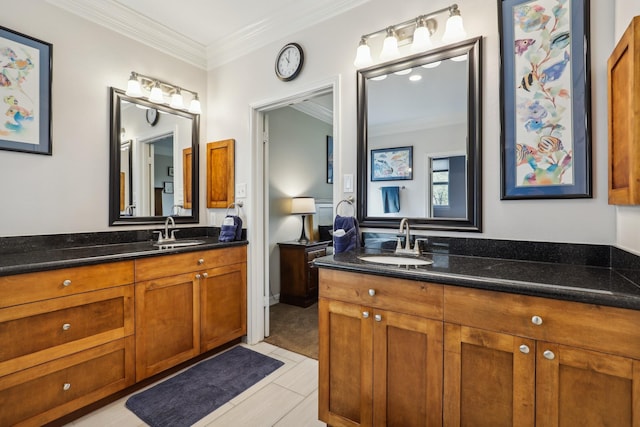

{"left": 275, "top": 43, "right": 304, "bottom": 81}
{"left": 146, "top": 108, "right": 159, "bottom": 126}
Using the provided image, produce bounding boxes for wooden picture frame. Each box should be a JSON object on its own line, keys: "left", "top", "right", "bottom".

{"left": 499, "top": 0, "right": 591, "bottom": 199}
{"left": 0, "top": 26, "right": 52, "bottom": 155}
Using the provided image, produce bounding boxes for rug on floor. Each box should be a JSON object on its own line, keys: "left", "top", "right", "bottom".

{"left": 264, "top": 302, "right": 318, "bottom": 360}
{"left": 125, "top": 346, "right": 284, "bottom": 427}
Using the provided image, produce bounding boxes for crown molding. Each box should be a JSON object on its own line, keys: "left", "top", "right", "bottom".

{"left": 46, "top": 0, "right": 369, "bottom": 71}
{"left": 291, "top": 100, "right": 333, "bottom": 125}
{"left": 46, "top": 0, "right": 207, "bottom": 69}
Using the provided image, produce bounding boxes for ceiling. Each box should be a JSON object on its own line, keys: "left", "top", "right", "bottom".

{"left": 46, "top": 0, "right": 369, "bottom": 70}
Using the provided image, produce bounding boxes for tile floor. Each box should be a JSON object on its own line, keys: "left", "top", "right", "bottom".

{"left": 66, "top": 342, "right": 326, "bottom": 427}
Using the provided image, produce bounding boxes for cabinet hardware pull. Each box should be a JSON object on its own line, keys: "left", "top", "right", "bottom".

{"left": 62, "top": 323, "right": 71, "bottom": 331}
{"left": 374, "top": 314, "right": 382, "bottom": 322}
{"left": 531, "top": 315, "right": 543, "bottom": 325}
{"left": 519, "top": 344, "right": 530, "bottom": 354}
{"left": 63, "top": 383, "right": 71, "bottom": 391}
{"left": 202, "top": 273, "right": 208, "bottom": 278}
{"left": 198, "top": 259, "right": 205, "bottom": 265}
{"left": 62, "top": 279, "right": 72, "bottom": 287}
{"left": 543, "top": 350, "right": 555, "bottom": 360}
{"left": 195, "top": 274, "right": 201, "bottom": 279}
{"left": 368, "top": 289, "right": 376, "bottom": 296}
{"left": 362, "top": 311, "right": 369, "bottom": 318}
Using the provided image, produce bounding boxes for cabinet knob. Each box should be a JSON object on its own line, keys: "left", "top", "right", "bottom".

{"left": 62, "top": 279, "right": 72, "bottom": 287}
{"left": 62, "top": 323, "right": 71, "bottom": 331}
{"left": 195, "top": 274, "right": 201, "bottom": 279}
{"left": 531, "top": 315, "right": 543, "bottom": 326}
{"left": 374, "top": 314, "right": 382, "bottom": 322}
{"left": 519, "top": 344, "right": 530, "bottom": 354}
{"left": 63, "top": 383, "right": 71, "bottom": 391}
{"left": 202, "top": 272, "right": 208, "bottom": 278}
{"left": 368, "top": 289, "right": 376, "bottom": 297}
{"left": 198, "top": 258, "right": 205, "bottom": 265}
{"left": 543, "top": 350, "right": 555, "bottom": 360}
{"left": 362, "top": 311, "right": 369, "bottom": 319}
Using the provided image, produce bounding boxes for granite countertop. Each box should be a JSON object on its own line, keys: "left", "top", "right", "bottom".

{"left": 314, "top": 249, "right": 640, "bottom": 311}
{"left": 0, "top": 238, "right": 248, "bottom": 277}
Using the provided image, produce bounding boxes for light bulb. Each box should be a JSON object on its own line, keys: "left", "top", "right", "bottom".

{"left": 354, "top": 39, "right": 373, "bottom": 68}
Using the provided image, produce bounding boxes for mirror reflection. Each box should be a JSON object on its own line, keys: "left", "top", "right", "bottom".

{"left": 109, "top": 88, "right": 199, "bottom": 225}
{"left": 357, "top": 37, "right": 482, "bottom": 231}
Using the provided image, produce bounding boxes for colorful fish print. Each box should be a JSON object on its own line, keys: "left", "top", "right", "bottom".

{"left": 0, "top": 72, "right": 10, "bottom": 87}
{"left": 519, "top": 72, "right": 537, "bottom": 92}
{"left": 0, "top": 47, "right": 17, "bottom": 60}
{"left": 537, "top": 135, "right": 564, "bottom": 154}
{"left": 550, "top": 31, "right": 570, "bottom": 50}
{"left": 518, "top": 100, "right": 548, "bottom": 121}
{"left": 540, "top": 51, "right": 570, "bottom": 83}
{"left": 514, "top": 5, "right": 551, "bottom": 32}
{"left": 524, "top": 119, "right": 544, "bottom": 132}
{"left": 516, "top": 143, "right": 541, "bottom": 166}
{"left": 515, "top": 38, "right": 535, "bottom": 55}
{"left": 522, "top": 152, "right": 572, "bottom": 185}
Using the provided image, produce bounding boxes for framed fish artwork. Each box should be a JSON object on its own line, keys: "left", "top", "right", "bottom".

{"left": 498, "top": 0, "right": 591, "bottom": 199}
{"left": 0, "top": 26, "right": 52, "bottom": 155}
{"left": 371, "top": 146, "right": 413, "bottom": 181}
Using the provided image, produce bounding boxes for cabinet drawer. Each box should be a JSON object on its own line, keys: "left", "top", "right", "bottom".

{"left": 307, "top": 248, "right": 326, "bottom": 262}
{"left": 0, "top": 285, "right": 134, "bottom": 377}
{"left": 135, "top": 246, "right": 247, "bottom": 281}
{"left": 0, "top": 336, "right": 135, "bottom": 427}
{"left": 444, "top": 285, "right": 640, "bottom": 359}
{"left": 0, "top": 261, "right": 134, "bottom": 309}
{"left": 319, "top": 269, "right": 443, "bottom": 320}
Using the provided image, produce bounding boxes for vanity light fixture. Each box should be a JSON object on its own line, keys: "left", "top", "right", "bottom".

{"left": 353, "top": 3, "right": 467, "bottom": 68}
{"left": 125, "top": 71, "right": 202, "bottom": 114}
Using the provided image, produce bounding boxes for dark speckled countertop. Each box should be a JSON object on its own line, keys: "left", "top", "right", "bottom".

{"left": 315, "top": 249, "right": 640, "bottom": 311}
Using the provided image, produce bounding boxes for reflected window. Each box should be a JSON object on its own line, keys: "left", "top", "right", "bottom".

{"left": 432, "top": 158, "right": 450, "bottom": 207}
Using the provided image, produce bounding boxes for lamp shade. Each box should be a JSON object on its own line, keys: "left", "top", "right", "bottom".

{"left": 149, "top": 83, "right": 164, "bottom": 103}
{"left": 380, "top": 32, "right": 399, "bottom": 61}
{"left": 354, "top": 41, "right": 373, "bottom": 68}
{"left": 442, "top": 14, "right": 467, "bottom": 43}
{"left": 291, "top": 197, "right": 316, "bottom": 214}
{"left": 126, "top": 73, "right": 142, "bottom": 97}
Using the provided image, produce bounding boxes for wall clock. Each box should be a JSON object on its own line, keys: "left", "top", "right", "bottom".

{"left": 275, "top": 43, "right": 304, "bottom": 81}
{"left": 146, "top": 108, "right": 159, "bottom": 126}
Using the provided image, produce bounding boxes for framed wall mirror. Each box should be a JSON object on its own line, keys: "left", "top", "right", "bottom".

{"left": 109, "top": 87, "right": 199, "bottom": 225}
{"left": 357, "top": 37, "right": 482, "bottom": 231}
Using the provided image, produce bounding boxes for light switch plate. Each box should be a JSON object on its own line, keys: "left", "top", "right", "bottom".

{"left": 343, "top": 174, "right": 354, "bottom": 193}
{"left": 236, "top": 183, "right": 247, "bottom": 198}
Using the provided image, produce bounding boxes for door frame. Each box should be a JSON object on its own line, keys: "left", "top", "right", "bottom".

{"left": 247, "top": 76, "right": 341, "bottom": 344}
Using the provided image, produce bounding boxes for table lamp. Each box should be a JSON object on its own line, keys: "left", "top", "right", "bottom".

{"left": 291, "top": 197, "right": 316, "bottom": 242}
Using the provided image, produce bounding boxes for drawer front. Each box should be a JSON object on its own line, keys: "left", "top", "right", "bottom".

{"left": 0, "top": 261, "right": 134, "bottom": 309}
{"left": 319, "top": 269, "right": 443, "bottom": 320}
{"left": 135, "top": 245, "right": 247, "bottom": 281}
{"left": 444, "top": 285, "right": 640, "bottom": 359}
{"left": 306, "top": 248, "right": 326, "bottom": 262}
{"left": 0, "top": 285, "right": 134, "bottom": 377}
{"left": 0, "top": 336, "right": 135, "bottom": 427}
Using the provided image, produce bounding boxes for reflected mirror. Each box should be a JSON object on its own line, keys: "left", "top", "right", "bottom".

{"left": 109, "top": 87, "right": 199, "bottom": 225}
{"left": 357, "top": 37, "right": 482, "bottom": 231}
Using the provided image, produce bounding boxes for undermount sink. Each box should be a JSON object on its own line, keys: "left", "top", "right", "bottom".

{"left": 358, "top": 255, "right": 433, "bottom": 266}
{"left": 154, "top": 239, "right": 206, "bottom": 248}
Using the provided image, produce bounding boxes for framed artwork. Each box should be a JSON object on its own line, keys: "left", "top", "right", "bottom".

{"left": 163, "top": 181, "right": 174, "bottom": 194}
{"left": 326, "top": 135, "right": 333, "bottom": 184}
{"left": 498, "top": 0, "right": 591, "bottom": 199}
{"left": 0, "top": 26, "right": 52, "bottom": 155}
{"left": 168, "top": 166, "right": 174, "bottom": 177}
{"left": 371, "top": 146, "right": 413, "bottom": 181}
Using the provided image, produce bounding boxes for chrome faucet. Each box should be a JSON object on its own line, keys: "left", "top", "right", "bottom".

{"left": 395, "top": 218, "right": 426, "bottom": 255}
{"left": 155, "top": 216, "right": 178, "bottom": 243}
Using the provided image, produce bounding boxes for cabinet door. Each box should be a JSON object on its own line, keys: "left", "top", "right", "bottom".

{"left": 444, "top": 324, "right": 535, "bottom": 427}
{"left": 200, "top": 263, "right": 247, "bottom": 353}
{"left": 535, "top": 342, "right": 640, "bottom": 427}
{"left": 135, "top": 272, "right": 200, "bottom": 381}
{"left": 319, "top": 298, "right": 373, "bottom": 427}
{"left": 372, "top": 309, "right": 443, "bottom": 427}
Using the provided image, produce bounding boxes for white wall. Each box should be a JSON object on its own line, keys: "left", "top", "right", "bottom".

{"left": 208, "top": 0, "right": 617, "bottom": 245}
{"left": 0, "top": 1, "right": 206, "bottom": 237}
{"left": 614, "top": 0, "right": 640, "bottom": 255}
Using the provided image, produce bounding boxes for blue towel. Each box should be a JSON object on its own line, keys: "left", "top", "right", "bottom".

{"left": 219, "top": 215, "right": 243, "bottom": 242}
{"left": 381, "top": 186, "right": 400, "bottom": 213}
{"left": 333, "top": 215, "right": 360, "bottom": 254}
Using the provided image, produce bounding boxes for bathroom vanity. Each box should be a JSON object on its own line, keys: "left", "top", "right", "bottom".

{"left": 316, "top": 249, "right": 640, "bottom": 427}
{"left": 0, "top": 235, "right": 247, "bottom": 427}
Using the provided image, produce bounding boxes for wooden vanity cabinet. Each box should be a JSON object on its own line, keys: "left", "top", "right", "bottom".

{"left": 0, "top": 261, "right": 135, "bottom": 427}
{"left": 318, "top": 269, "right": 444, "bottom": 427}
{"left": 443, "top": 286, "right": 640, "bottom": 427}
{"left": 134, "top": 246, "right": 247, "bottom": 380}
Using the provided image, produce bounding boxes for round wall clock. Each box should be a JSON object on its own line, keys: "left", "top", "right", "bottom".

{"left": 146, "top": 108, "right": 159, "bottom": 126}
{"left": 275, "top": 43, "right": 304, "bottom": 81}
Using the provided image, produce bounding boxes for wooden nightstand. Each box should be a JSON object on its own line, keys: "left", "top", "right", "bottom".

{"left": 278, "top": 241, "right": 330, "bottom": 307}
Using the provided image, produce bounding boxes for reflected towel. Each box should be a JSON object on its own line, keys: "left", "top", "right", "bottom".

{"left": 381, "top": 186, "right": 400, "bottom": 213}
{"left": 333, "top": 215, "right": 360, "bottom": 254}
